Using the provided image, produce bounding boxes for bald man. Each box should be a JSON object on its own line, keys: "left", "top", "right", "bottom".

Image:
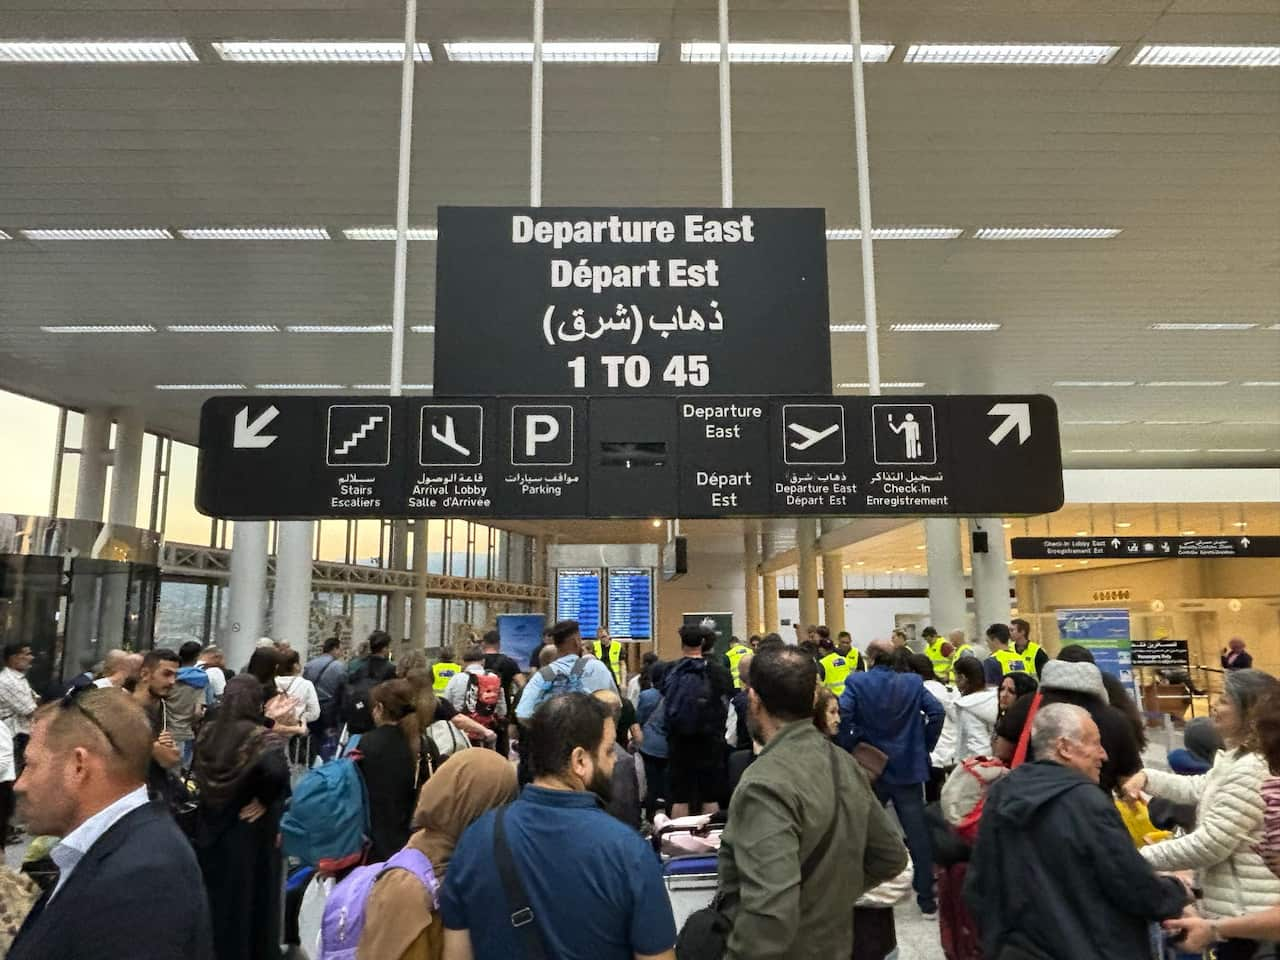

{"left": 9, "top": 689, "right": 213, "bottom": 960}
{"left": 93, "top": 650, "right": 143, "bottom": 691}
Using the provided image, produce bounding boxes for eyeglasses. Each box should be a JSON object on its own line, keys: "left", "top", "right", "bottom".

{"left": 60, "top": 685, "right": 124, "bottom": 756}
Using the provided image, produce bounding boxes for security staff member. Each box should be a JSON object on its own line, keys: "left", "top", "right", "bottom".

{"left": 922, "top": 627, "right": 955, "bottom": 684}
{"left": 819, "top": 647, "right": 855, "bottom": 696}
{"left": 725, "top": 637, "right": 752, "bottom": 690}
{"left": 985, "top": 622, "right": 1031, "bottom": 685}
{"left": 431, "top": 658, "right": 462, "bottom": 693}
{"left": 947, "top": 629, "right": 976, "bottom": 668}
{"left": 1010, "top": 617, "right": 1048, "bottom": 677}
{"left": 835, "top": 631, "right": 864, "bottom": 672}
{"left": 591, "top": 628, "right": 625, "bottom": 689}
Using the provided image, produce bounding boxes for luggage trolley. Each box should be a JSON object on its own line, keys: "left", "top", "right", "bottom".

{"left": 652, "top": 820, "right": 721, "bottom": 928}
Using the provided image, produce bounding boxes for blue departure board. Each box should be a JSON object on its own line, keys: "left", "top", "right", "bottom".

{"left": 556, "top": 568, "right": 601, "bottom": 639}
{"left": 607, "top": 567, "right": 653, "bottom": 640}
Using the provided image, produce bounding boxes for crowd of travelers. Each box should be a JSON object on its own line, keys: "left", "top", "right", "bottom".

{"left": 0, "top": 619, "right": 1275, "bottom": 960}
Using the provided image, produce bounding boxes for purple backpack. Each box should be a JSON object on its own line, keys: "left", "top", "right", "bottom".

{"left": 320, "top": 848, "right": 439, "bottom": 960}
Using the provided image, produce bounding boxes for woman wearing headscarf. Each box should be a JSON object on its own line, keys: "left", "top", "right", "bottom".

{"left": 192, "top": 674, "right": 292, "bottom": 959}
{"left": 357, "top": 750, "right": 518, "bottom": 960}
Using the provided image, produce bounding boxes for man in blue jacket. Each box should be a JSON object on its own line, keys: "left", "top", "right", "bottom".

{"left": 837, "top": 639, "right": 946, "bottom": 916}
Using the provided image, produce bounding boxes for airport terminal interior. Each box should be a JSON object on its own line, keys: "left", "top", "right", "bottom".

{"left": 0, "top": 1, "right": 1278, "bottom": 959}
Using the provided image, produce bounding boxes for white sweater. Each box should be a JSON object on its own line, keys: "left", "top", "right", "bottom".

{"left": 953, "top": 689, "right": 1000, "bottom": 762}
{"left": 1141, "top": 749, "right": 1280, "bottom": 918}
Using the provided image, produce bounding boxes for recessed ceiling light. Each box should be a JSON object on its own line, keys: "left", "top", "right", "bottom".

{"left": 1075, "top": 530, "right": 1089, "bottom": 536}
{"left": 343, "top": 227, "right": 438, "bottom": 241}
{"left": 1243, "top": 381, "right": 1280, "bottom": 387}
{"left": 1071, "top": 448, "right": 1132, "bottom": 453}
{"left": 1144, "top": 380, "right": 1229, "bottom": 387}
{"left": 1079, "top": 560, "right": 1089, "bottom": 565}
{"left": 212, "top": 41, "right": 431, "bottom": 63}
{"left": 826, "top": 226, "right": 963, "bottom": 240}
{"left": 23, "top": 228, "right": 172, "bottom": 240}
{"left": 1149, "top": 322, "right": 1257, "bottom": 331}
{"left": 41, "top": 324, "right": 156, "bottom": 333}
{"left": 856, "top": 560, "right": 865, "bottom": 566}
{"left": 1002, "top": 522, "right": 1012, "bottom": 528}
{"left": 0, "top": 40, "right": 197, "bottom": 63}
{"left": 1233, "top": 522, "right": 1249, "bottom": 528}
{"left": 1115, "top": 522, "right": 1132, "bottom": 528}
{"left": 446, "top": 41, "right": 659, "bottom": 63}
{"left": 410, "top": 325, "right": 436, "bottom": 333}
{"left": 681, "top": 42, "right": 892, "bottom": 64}
{"left": 1180, "top": 530, "right": 1197, "bottom": 536}
{"left": 1131, "top": 45, "right": 1280, "bottom": 68}
{"left": 1137, "top": 448, "right": 1201, "bottom": 453}
{"left": 155, "top": 384, "right": 246, "bottom": 391}
{"left": 915, "top": 544, "right": 925, "bottom": 550}
{"left": 167, "top": 324, "right": 279, "bottom": 333}
{"left": 1143, "top": 419, "right": 1214, "bottom": 425}
{"left": 830, "top": 324, "right": 867, "bottom": 333}
{"left": 287, "top": 324, "right": 393, "bottom": 333}
{"left": 1209, "top": 448, "right": 1269, "bottom": 453}
{"left": 180, "top": 227, "right": 330, "bottom": 240}
{"left": 890, "top": 322, "right": 1001, "bottom": 332}
{"left": 838, "top": 381, "right": 926, "bottom": 389}
{"left": 1063, "top": 419, "right": 1133, "bottom": 425}
{"left": 255, "top": 383, "right": 345, "bottom": 390}
{"left": 975, "top": 227, "right": 1121, "bottom": 240}
{"left": 905, "top": 43, "right": 1118, "bottom": 65}
{"left": 1054, "top": 381, "right": 1135, "bottom": 387}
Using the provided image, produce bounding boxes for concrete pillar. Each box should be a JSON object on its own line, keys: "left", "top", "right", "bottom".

{"left": 409, "top": 520, "right": 429, "bottom": 650}
{"left": 743, "top": 524, "right": 762, "bottom": 636}
{"left": 968, "top": 517, "right": 1011, "bottom": 633}
{"left": 796, "top": 518, "right": 820, "bottom": 630}
{"left": 225, "top": 521, "right": 269, "bottom": 671}
{"left": 925, "top": 518, "right": 968, "bottom": 635}
{"left": 761, "top": 573, "right": 779, "bottom": 636}
{"left": 74, "top": 407, "right": 112, "bottom": 522}
{"left": 107, "top": 407, "right": 145, "bottom": 527}
{"left": 821, "top": 551, "right": 846, "bottom": 635}
{"left": 274, "top": 521, "right": 314, "bottom": 652}
{"left": 386, "top": 521, "right": 409, "bottom": 641}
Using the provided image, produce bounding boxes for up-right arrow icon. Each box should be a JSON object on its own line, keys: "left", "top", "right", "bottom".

{"left": 987, "top": 403, "right": 1032, "bottom": 446}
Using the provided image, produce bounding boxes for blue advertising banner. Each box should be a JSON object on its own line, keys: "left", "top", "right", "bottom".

{"left": 1056, "top": 608, "right": 1135, "bottom": 699}
{"left": 497, "top": 613, "right": 548, "bottom": 671}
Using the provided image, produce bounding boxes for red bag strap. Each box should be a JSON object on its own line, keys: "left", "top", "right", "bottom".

{"left": 1011, "top": 691, "right": 1044, "bottom": 769}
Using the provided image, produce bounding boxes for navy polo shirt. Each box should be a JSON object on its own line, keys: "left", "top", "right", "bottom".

{"left": 440, "top": 785, "right": 676, "bottom": 960}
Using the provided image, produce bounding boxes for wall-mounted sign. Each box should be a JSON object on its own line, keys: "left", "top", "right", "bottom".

{"left": 607, "top": 568, "right": 653, "bottom": 641}
{"left": 1012, "top": 536, "right": 1278, "bottom": 560}
{"left": 1130, "top": 639, "right": 1191, "bottom": 669}
{"left": 433, "top": 207, "right": 831, "bottom": 396}
{"left": 555, "top": 568, "right": 601, "bottom": 640}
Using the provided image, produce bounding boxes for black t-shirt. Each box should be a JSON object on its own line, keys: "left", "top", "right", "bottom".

{"left": 483, "top": 652, "right": 521, "bottom": 707}
{"left": 618, "top": 697, "right": 638, "bottom": 750}
{"left": 356, "top": 724, "right": 416, "bottom": 862}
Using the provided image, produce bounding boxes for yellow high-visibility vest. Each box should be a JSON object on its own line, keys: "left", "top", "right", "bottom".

{"left": 820, "top": 651, "right": 856, "bottom": 696}
{"left": 992, "top": 649, "right": 1032, "bottom": 676}
{"left": 1016, "top": 642, "right": 1044, "bottom": 677}
{"left": 726, "top": 644, "right": 752, "bottom": 690}
{"left": 925, "top": 639, "right": 954, "bottom": 683}
{"left": 432, "top": 661, "right": 462, "bottom": 692}
{"left": 592, "top": 640, "right": 624, "bottom": 687}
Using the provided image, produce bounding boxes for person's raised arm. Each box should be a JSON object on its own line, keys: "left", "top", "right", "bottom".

{"left": 442, "top": 929, "right": 475, "bottom": 960}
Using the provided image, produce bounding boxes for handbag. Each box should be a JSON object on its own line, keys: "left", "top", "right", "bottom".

{"left": 852, "top": 742, "right": 889, "bottom": 782}
{"left": 675, "top": 744, "right": 844, "bottom": 960}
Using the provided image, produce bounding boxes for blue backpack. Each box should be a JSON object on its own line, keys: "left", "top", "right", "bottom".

{"left": 281, "top": 757, "right": 369, "bottom": 873}
{"left": 530, "top": 655, "right": 591, "bottom": 710}
{"left": 663, "top": 658, "right": 720, "bottom": 737}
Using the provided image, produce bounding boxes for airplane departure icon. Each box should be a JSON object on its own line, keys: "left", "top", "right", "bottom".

{"left": 788, "top": 422, "right": 841, "bottom": 451}
{"left": 430, "top": 415, "right": 472, "bottom": 458}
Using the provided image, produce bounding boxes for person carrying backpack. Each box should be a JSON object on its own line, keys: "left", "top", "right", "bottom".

{"left": 660, "top": 624, "right": 735, "bottom": 818}
{"left": 514, "top": 621, "right": 617, "bottom": 721}
{"left": 343, "top": 632, "right": 397, "bottom": 736}
{"left": 443, "top": 647, "right": 507, "bottom": 747}
{"left": 305, "top": 637, "right": 349, "bottom": 762}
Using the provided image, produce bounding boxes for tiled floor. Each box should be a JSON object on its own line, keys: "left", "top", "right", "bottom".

{"left": 892, "top": 902, "right": 947, "bottom": 959}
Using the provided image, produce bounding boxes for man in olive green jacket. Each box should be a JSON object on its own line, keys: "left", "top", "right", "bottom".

{"left": 717, "top": 646, "right": 908, "bottom": 960}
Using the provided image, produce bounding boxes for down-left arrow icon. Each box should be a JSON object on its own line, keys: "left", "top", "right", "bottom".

{"left": 233, "top": 405, "right": 280, "bottom": 449}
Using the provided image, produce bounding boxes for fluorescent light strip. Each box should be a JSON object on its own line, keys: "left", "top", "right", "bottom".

{"left": 826, "top": 226, "right": 961, "bottom": 240}
{"left": 904, "top": 44, "right": 1118, "bottom": 66}
{"left": 287, "top": 325, "right": 392, "bottom": 333}
{"left": 256, "top": 383, "right": 345, "bottom": 390}
{"left": 839, "top": 381, "right": 926, "bottom": 389}
{"left": 1209, "top": 448, "right": 1269, "bottom": 453}
{"left": 410, "top": 325, "right": 436, "bottom": 333}
{"left": 446, "top": 41, "right": 659, "bottom": 63}
{"left": 23, "top": 228, "right": 172, "bottom": 240}
{"left": 830, "top": 324, "right": 867, "bottom": 333}
{"left": 1071, "top": 448, "right": 1132, "bottom": 454}
{"left": 1054, "top": 380, "right": 1135, "bottom": 387}
{"left": 167, "top": 324, "right": 279, "bottom": 333}
{"left": 1137, "top": 448, "right": 1201, "bottom": 453}
{"left": 343, "top": 227, "right": 438, "bottom": 241}
{"left": 352, "top": 384, "right": 433, "bottom": 390}
{"left": 1222, "top": 420, "right": 1280, "bottom": 425}
{"left": 1268, "top": 324, "right": 1280, "bottom": 331}
{"left": 41, "top": 324, "right": 156, "bottom": 333}
{"left": 1149, "top": 322, "right": 1256, "bottom": 331}
{"left": 1144, "top": 380, "right": 1229, "bottom": 387}
{"left": 1063, "top": 420, "right": 1133, "bottom": 425}
{"left": 974, "top": 227, "right": 1121, "bottom": 240}
{"left": 0, "top": 40, "right": 197, "bottom": 63}
{"left": 155, "top": 384, "right": 246, "bottom": 391}
{"left": 1143, "top": 420, "right": 1214, "bottom": 425}
{"left": 890, "top": 322, "right": 1000, "bottom": 332}
{"left": 1132, "top": 45, "right": 1280, "bottom": 68}
{"left": 1244, "top": 381, "right": 1280, "bottom": 387}
{"left": 681, "top": 42, "right": 892, "bottom": 64}
{"left": 180, "top": 227, "right": 329, "bottom": 240}
{"left": 212, "top": 41, "right": 431, "bottom": 63}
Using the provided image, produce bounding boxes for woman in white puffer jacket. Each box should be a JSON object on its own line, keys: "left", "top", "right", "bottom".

{"left": 1125, "top": 669, "right": 1280, "bottom": 959}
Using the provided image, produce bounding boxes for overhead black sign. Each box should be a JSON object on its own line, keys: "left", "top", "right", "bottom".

{"left": 197, "top": 393, "right": 1062, "bottom": 520}
{"left": 1130, "top": 640, "right": 1191, "bottom": 669}
{"left": 1010, "top": 535, "right": 1279, "bottom": 560}
{"left": 433, "top": 207, "right": 831, "bottom": 397}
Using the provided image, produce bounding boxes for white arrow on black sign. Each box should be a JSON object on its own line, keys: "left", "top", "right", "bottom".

{"left": 233, "top": 405, "right": 280, "bottom": 449}
{"left": 987, "top": 403, "right": 1032, "bottom": 446}
{"left": 1111, "top": 538, "right": 1122, "bottom": 549}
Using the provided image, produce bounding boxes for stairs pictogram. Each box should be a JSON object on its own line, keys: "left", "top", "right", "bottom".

{"left": 333, "top": 415, "right": 385, "bottom": 456}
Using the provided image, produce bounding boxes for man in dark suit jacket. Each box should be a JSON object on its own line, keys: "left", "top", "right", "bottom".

{"left": 9, "top": 687, "right": 213, "bottom": 960}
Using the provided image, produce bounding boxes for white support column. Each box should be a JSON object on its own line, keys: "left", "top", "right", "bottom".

{"left": 409, "top": 520, "right": 428, "bottom": 650}
{"left": 75, "top": 407, "right": 112, "bottom": 522}
{"left": 743, "top": 524, "right": 762, "bottom": 636}
{"left": 274, "top": 521, "right": 314, "bottom": 651}
{"left": 925, "top": 518, "right": 968, "bottom": 635}
{"left": 968, "top": 517, "right": 1011, "bottom": 633}
{"left": 796, "top": 518, "right": 820, "bottom": 630}
{"left": 225, "top": 520, "right": 269, "bottom": 671}
{"left": 107, "top": 407, "right": 145, "bottom": 527}
{"left": 386, "top": 520, "right": 409, "bottom": 640}
{"left": 821, "top": 551, "right": 846, "bottom": 635}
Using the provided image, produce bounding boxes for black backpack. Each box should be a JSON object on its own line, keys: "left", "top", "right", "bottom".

{"left": 663, "top": 659, "right": 722, "bottom": 738}
{"left": 342, "top": 663, "right": 384, "bottom": 734}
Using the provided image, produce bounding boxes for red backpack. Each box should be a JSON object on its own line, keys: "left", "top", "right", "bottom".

{"left": 463, "top": 672, "right": 503, "bottom": 729}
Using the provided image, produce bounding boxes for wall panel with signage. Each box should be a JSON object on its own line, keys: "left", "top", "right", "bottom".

{"left": 555, "top": 568, "right": 601, "bottom": 640}
{"left": 607, "top": 567, "right": 653, "bottom": 641}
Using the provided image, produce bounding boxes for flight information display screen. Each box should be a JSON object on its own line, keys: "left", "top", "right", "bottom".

{"left": 555, "top": 568, "right": 602, "bottom": 639}
{"left": 607, "top": 567, "right": 653, "bottom": 640}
